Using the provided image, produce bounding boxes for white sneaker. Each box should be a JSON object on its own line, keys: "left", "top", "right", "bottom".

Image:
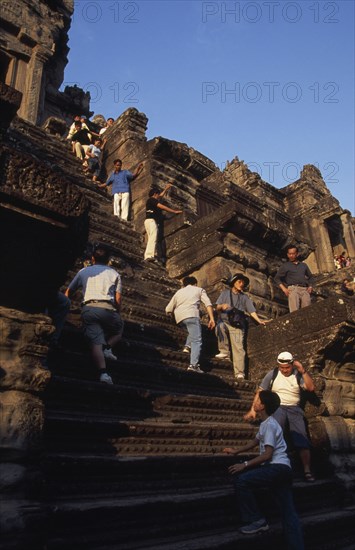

{"left": 236, "top": 373, "right": 245, "bottom": 380}
{"left": 103, "top": 348, "right": 117, "bottom": 361}
{"left": 99, "top": 372, "right": 113, "bottom": 384}
{"left": 187, "top": 365, "right": 204, "bottom": 374}
{"left": 215, "top": 352, "right": 229, "bottom": 359}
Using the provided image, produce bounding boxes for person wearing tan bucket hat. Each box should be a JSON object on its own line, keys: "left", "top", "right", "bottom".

{"left": 215, "top": 273, "right": 268, "bottom": 381}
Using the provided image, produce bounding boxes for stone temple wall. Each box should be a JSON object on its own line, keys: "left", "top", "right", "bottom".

{"left": 0, "top": 0, "right": 354, "bottom": 545}
{"left": 101, "top": 107, "right": 354, "bottom": 320}
{"left": 1, "top": 94, "right": 354, "bottom": 544}
{"left": 0, "top": 0, "right": 90, "bottom": 125}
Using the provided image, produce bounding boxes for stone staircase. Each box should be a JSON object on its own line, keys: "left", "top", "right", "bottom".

{"left": 4, "top": 120, "right": 355, "bottom": 550}
{"left": 43, "top": 289, "right": 354, "bottom": 545}
{"left": 41, "top": 360, "right": 355, "bottom": 550}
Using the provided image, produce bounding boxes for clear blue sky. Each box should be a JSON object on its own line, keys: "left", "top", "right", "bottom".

{"left": 62, "top": 0, "right": 354, "bottom": 214}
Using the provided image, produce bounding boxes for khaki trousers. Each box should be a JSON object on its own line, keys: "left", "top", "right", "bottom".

{"left": 288, "top": 286, "right": 311, "bottom": 312}
{"left": 217, "top": 321, "right": 246, "bottom": 376}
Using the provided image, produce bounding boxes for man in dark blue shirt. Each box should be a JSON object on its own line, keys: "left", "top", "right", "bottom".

{"left": 274, "top": 245, "right": 315, "bottom": 312}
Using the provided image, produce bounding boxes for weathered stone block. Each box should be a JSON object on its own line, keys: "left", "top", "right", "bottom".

{"left": 0, "top": 391, "right": 45, "bottom": 459}
{"left": 248, "top": 296, "right": 355, "bottom": 380}
{"left": 0, "top": 307, "right": 51, "bottom": 391}
{"left": 42, "top": 116, "right": 67, "bottom": 137}
{"left": 0, "top": 463, "right": 27, "bottom": 492}
{"left": 0, "top": 83, "right": 22, "bottom": 135}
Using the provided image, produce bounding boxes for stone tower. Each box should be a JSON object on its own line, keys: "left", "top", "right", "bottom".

{"left": 0, "top": 0, "right": 90, "bottom": 124}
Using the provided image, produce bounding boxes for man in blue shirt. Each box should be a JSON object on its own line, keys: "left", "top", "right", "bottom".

{"left": 98, "top": 158, "right": 143, "bottom": 220}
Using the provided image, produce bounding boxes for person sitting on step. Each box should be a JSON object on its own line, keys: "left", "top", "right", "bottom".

{"left": 224, "top": 390, "right": 304, "bottom": 547}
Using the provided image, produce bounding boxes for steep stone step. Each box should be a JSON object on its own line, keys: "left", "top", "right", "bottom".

{"left": 55, "top": 315, "right": 234, "bottom": 384}
{"left": 110, "top": 420, "right": 256, "bottom": 456}
{"left": 64, "top": 298, "right": 185, "bottom": 336}
{"left": 56, "top": 320, "right": 228, "bottom": 389}
{"left": 42, "top": 487, "right": 355, "bottom": 550}
{"left": 42, "top": 452, "right": 336, "bottom": 498}
{"left": 88, "top": 225, "right": 144, "bottom": 264}
{"left": 59, "top": 322, "right": 186, "bottom": 358}
{"left": 44, "top": 375, "right": 158, "bottom": 418}
{"left": 44, "top": 374, "right": 252, "bottom": 420}
{"left": 44, "top": 411, "right": 256, "bottom": 455}
{"left": 9, "top": 120, "right": 148, "bottom": 246}
{"left": 9, "top": 120, "right": 109, "bottom": 200}
{"left": 101, "top": 505, "right": 355, "bottom": 550}
{"left": 10, "top": 120, "right": 84, "bottom": 170}
{"left": 47, "top": 350, "right": 240, "bottom": 396}
{"left": 43, "top": 489, "right": 238, "bottom": 550}
{"left": 2, "top": 504, "right": 354, "bottom": 550}
{"left": 82, "top": 298, "right": 176, "bottom": 329}
{"left": 42, "top": 454, "right": 247, "bottom": 497}
{"left": 88, "top": 202, "right": 141, "bottom": 233}
{"left": 70, "top": 180, "right": 112, "bottom": 207}
{"left": 153, "top": 394, "right": 251, "bottom": 423}
{"left": 62, "top": 306, "right": 186, "bottom": 353}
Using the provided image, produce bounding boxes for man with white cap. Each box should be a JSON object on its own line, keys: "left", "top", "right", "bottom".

{"left": 244, "top": 351, "right": 315, "bottom": 481}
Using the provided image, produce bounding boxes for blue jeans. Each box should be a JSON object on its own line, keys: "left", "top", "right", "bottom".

{"left": 233, "top": 464, "right": 304, "bottom": 550}
{"left": 181, "top": 317, "right": 202, "bottom": 366}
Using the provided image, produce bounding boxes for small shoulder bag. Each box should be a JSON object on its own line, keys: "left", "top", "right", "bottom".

{"left": 227, "top": 291, "right": 247, "bottom": 330}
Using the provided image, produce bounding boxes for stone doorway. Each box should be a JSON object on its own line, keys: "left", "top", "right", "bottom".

{"left": 0, "top": 51, "right": 12, "bottom": 84}
{"left": 325, "top": 215, "right": 347, "bottom": 258}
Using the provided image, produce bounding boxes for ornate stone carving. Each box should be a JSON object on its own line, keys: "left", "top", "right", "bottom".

{"left": 0, "top": 307, "right": 52, "bottom": 391}
{"left": 0, "top": 0, "right": 87, "bottom": 125}
{"left": 0, "top": 144, "right": 89, "bottom": 218}
{"left": 0, "top": 1, "right": 354, "bottom": 544}
{"left": 0, "top": 307, "right": 52, "bottom": 536}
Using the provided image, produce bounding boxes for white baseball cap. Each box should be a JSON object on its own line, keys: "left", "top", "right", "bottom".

{"left": 277, "top": 351, "right": 294, "bottom": 364}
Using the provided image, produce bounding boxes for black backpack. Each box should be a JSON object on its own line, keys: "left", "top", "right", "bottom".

{"left": 269, "top": 367, "right": 321, "bottom": 409}
{"left": 269, "top": 367, "right": 302, "bottom": 390}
